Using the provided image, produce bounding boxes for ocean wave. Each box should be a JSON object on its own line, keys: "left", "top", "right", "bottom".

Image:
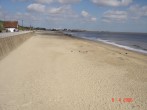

{"left": 64, "top": 32, "right": 147, "bottom": 54}
{"left": 96, "top": 38, "right": 147, "bottom": 54}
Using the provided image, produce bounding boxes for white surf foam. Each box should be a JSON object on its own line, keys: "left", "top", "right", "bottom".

{"left": 65, "top": 32, "right": 147, "bottom": 54}
{"left": 96, "top": 38, "right": 147, "bottom": 54}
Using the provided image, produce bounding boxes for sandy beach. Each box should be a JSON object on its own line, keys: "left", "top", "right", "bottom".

{"left": 0, "top": 31, "right": 147, "bottom": 110}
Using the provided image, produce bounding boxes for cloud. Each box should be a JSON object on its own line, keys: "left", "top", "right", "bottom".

{"left": 27, "top": 3, "right": 45, "bottom": 13}
{"left": 26, "top": 4, "right": 79, "bottom": 22}
{"left": 102, "top": 5, "right": 147, "bottom": 23}
{"left": 81, "top": 10, "right": 89, "bottom": 17}
{"left": 15, "top": 12, "right": 41, "bottom": 21}
{"left": 27, "top": 4, "right": 77, "bottom": 17}
{"left": 58, "top": 0, "right": 81, "bottom": 4}
{"left": 13, "top": 0, "right": 81, "bottom": 4}
{"left": 36, "top": 0, "right": 81, "bottom": 4}
{"left": 46, "top": 5, "right": 79, "bottom": 22}
{"left": 91, "top": 0, "right": 133, "bottom": 7}
{"left": 91, "top": 17, "right": 97, "bottom": 21}
{"left": 81, "top": 10, "right": 97, "bottom": 22}
{"left": 12, "top": 0, "right": 32, "bottom": 2}
{"left": 129, "top": 5, "right": 147, "bottom": 19}
{"left": 35, "top": 0, "right": 53, "bottom": 4}
{"left": 102, "top": 10, "right": 128, "bottom": 23}
{"left": 47, "top": 5, "right": 72, "bottom": 14}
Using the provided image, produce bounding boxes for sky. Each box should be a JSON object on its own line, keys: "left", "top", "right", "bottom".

{"left": 0, "top": 0, "right": 147, "bottom": 32}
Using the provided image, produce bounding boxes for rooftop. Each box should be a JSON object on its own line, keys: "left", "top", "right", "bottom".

{"left": 3, "top": 21, "right": 18, "bottom": 28}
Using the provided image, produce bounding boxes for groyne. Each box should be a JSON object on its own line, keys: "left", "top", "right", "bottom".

{"left": 0, "top": 32, "right": 34, "bottom": 60}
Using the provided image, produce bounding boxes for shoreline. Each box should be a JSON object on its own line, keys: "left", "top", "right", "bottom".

{"left": 0, "top": 31, "right": 147, "bottom": 110}
{"left": 64, "top": 32, "right": 147, "bottom": 55}
{"left": 64, "top": 32, "right": 147, "bottom": 59}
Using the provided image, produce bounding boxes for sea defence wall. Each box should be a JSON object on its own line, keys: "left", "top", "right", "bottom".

{"left": 0, "top": 31, "right": 34, "bottom": 60}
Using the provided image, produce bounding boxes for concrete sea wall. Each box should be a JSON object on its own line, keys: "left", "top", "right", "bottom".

{"left": 0, "top": 32, "right": 34, "bottom": 60}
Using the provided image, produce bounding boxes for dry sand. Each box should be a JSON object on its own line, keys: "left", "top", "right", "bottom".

{"left": 0, "top": 31, "right": 147, "bottom": 110}
{"left": 0, "top": 32, "right": 33, "bottom": 60}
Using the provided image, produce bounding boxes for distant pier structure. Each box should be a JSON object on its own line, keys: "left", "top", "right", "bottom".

{"left": 3, "top": 21, "right": 18, "bottom": 32}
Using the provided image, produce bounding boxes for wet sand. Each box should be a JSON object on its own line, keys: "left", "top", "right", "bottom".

{"left": 0, "top": 31, "right": 147, "bottom": 110}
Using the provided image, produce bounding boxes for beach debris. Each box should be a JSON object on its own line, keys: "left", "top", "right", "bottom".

{"left": 78, "top": 50, "right": 88, "bottom": 54}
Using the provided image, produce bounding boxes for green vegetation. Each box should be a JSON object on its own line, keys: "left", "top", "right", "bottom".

{"left": 0, "top": 20, "right": 3, "bottom": 33}
{"left": 18, "top": 25, "right": 33, "bottom": 31}
{"left": 18, "top": 25, "right": 46, "bottom": 31}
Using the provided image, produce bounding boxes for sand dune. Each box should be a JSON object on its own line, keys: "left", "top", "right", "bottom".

{"left": 0, "top": 31, "right": 147, "bottom": 110}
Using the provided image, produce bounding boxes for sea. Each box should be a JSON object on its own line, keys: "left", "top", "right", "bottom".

{"left": 64, "top": 31, "right": 147, "bottom": 54}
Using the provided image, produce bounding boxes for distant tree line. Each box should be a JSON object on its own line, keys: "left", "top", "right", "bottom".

{"left": 34, "top": 27, "right": 46, "bottom": 30}
{"left": 0, "top": 20, "right": 4, "bottom": 33}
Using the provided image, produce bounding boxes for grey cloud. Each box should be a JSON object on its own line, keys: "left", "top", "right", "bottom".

{"left": 91, "top": 0, "right": 133, "bottom": 7}
{"left": 27, "top": 3, "right": 45, "bottom": 13}
{"left": 102, "top": 10, "right": 128, "bottom": 23}
{"left": 36, "top": 0, "right": 81, "bottom": 4}
{"left": 129, "top": 5, "right": 147, "bottom": 19}
{"left": 81, "top": 10, "right": 97, "bottom": 22}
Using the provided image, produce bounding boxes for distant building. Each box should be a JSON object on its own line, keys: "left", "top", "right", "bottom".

{"left": 3, "top": 21, "right": 18, "bottom": 32}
